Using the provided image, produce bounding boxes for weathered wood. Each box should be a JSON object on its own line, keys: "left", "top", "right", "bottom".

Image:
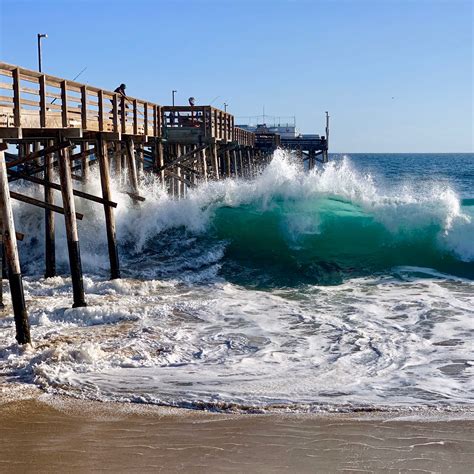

{"left": 57, "top": 145, "right": 87, "bottom": 307}
{"left": 155, "top": 143, "right": 208, "bottom": 173}
{"left": 154, "top": 139, "right": 165, "bottom": 183}
{"left": 44, "top": 139, "right": 55, "bottom": 278}
{"left": 61, "top": 80, "right": 68, "bottom": 128}
{"left": 81, "top": 142, "right": 89, "bottom": 181}
{"left": 12, "top": 68, "right": 21, "bottom": 127}
{"left": 81, "top": 85, "right": 88, "bottom": 130}
{"left": 98, "top": 90, "right": 104, "bottom": 131}
{"left": 7, "top": 169, "right": 117, "bottom": 208}
{"left": 210, "top": 142, "right": 219, "bottom": 180}
{"left": 165, "top": 169, "right": 194, "bottom": 188}
{"left": 39, "top": 75, "right": 47, "bottom": 127}
{"left": 201, "top": 148, "right": 208, "bottom": 183}
{"left": 97, "top": 136, "right": 120, "bottom": 280}
{"left": 125, "top": 138, "right": 139, "bottom": 194}
{"left": 6, "top": 140, "right": 72, "bottom": 169}
{"left": 0, "top": 144, "right": 30, "bottom": 344}
{"left": 10, "top": 191, "right": 83, "bottom": 219}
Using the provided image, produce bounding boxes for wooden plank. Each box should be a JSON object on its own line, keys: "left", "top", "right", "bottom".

{"left": 112, "top": 94, "right": 118, "bottom": 132}
{"left": 165, "top": 169, "right": 194, "bottom": 188}
{"left": 81, "top": 85, "right": 88, "bottom": 130}
{"left": 39, "top": 75, "right": 46, "bottom": 127}
{"left": 61, "top": 80, "right": 68, "bottom": 127}
{"left": 6, "top": 140, "right": 72, "bottom": 168}
{"left": 10, "top": 191, "right": 83, "bottom": 219}
{"left": 155, "top": 143, "right": 208, "bottom": 172}
{"left": 7, "top": 169, "right": 117, "bottom": 207}
{"left": 133, "top": 99, "right": 138, "bottom": 135}
{"left": 143, "top": 103, "right": 148, "bottom": 136}
{"left": 19, "top": 98, "right": 40, "bottom": 107}
{"left": 98, "top": 89, "right": 104, "bottom": 131}
{"left": 12, "top": 68, "right": 20, "bottom": 127}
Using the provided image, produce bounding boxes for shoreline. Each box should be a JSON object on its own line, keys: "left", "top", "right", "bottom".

{"left": 1, "top": 392, "right": 473, "bottom": 473}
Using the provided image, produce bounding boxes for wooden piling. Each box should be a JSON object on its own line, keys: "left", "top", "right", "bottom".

{"left": 57, "top": 144, "right": 87, "bottom": 308}
{"left": 125, "top": 138, "right": 139, "bottom": 195}
{"left": 44, "top": 139, "right": 56, "bottom": 278}
{"left": 210, "top": 142, "right": 219, "bottom": 180}
{"left": 201, "top": 148, "right": 208, "bottom": 183}
{"left": 81, "top": 141, "right": 90, "bottom": 181}
{"left": 0, "top": 144, "right": 31, "bottom": 344}
{"left": 225, "top": 149, "right": 231, "bottom": 178}
{"left": 97, "top": 136, "right": 120, "bottom": 280}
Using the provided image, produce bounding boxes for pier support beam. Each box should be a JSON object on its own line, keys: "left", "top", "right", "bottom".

{"left": 58, "top": 145, "right": 87, "bottom": 308}
{"left": 44, "top": 139, "right": 56, "bottom": 278}
{"left": 0, "top": 144, "right": 31, "bottom": 344}
{"left": 153, "top": 139, "right": 165, "bottom": 184}
{"left": 225, "top": 149, "right": 231, "bottom": 178}
{"left": 210, "top": 142, "right": 219, "bottom": 180}
{"left": 125, "top": 138, "right": 139, "bottom": 195}
{"left": 81, "top": 141, "right": 89, "bottom": 181}
{"left": 201, "top": 148, "right": 208, "bottom": 183}
{"left": 98, "top": 136, "right": 120, "bottom": 280}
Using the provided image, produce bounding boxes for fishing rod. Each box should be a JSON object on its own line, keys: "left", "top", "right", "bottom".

{"left": 50, "top": 66, "right": 87, "bottom": 104}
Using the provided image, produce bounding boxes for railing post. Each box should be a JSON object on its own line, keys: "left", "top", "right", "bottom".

{"left": 61, "top": 80, "right": 68, "bottom": 128}
{"left": 98, "top": 90, "right": 104, "bottom": 131}
{"left": 121, "top": 96, "right": 126, "bottom": 134}
{"left": 133, "top": 99, "right": 138, "bottom": 135}
{"left": 12, "top": 68, "right": 21, "bottom": 127}
{"left": 112, "top": 94, "right": 119, "bottom": 133}
{"left": 143, "top": 103, "right": 149, "bottom": 136}
{"left": 153, "top": 105, "right": 158, "bottom": 137}
{"left": 39, "top": 75, "right": 46, "bottom": 128}
{"left": 81, "top": 85, "right": 88, "bottom": 130}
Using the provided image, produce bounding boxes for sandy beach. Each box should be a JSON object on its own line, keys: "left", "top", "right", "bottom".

{"left": 1, "top": 395, "right": 473, "bottom": 473}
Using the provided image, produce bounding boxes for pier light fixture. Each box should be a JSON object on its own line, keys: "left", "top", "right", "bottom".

{"left": 172, "top": 90, "right": 177, "bottom": 107}
{"left": 37, "top": 33, "right": 48, "bottom": 72}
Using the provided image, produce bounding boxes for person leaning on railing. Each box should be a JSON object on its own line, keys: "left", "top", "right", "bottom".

{"left": 112, "top": 83, "right": 128, "bottom": 115}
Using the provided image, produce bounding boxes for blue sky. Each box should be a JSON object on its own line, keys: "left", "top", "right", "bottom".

{"left": 0, "top": 0, "right": 472, "bottom": 152}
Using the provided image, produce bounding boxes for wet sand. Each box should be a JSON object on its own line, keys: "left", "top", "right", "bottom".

{"left": 0, "top": 397, "right": 473, "bottom": 473}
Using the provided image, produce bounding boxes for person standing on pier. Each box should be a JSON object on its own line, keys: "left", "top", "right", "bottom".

{"left": 113, "top": 83, "right": 128, "bottom": 115}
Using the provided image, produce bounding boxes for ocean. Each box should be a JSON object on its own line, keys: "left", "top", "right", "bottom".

{"left": 1, "top": 151, "right": 473, "bottom": 413}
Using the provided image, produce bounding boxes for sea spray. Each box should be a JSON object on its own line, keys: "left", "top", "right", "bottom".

{"left": 11, "top": 150, "right": 474, "bottom": 282}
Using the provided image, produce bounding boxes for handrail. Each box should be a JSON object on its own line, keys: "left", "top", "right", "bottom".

{"left": 0, "top": 62, "right": 255, "bottom": 146}
{"left": 0, "top": 62, "right": 161, "bottom": 136}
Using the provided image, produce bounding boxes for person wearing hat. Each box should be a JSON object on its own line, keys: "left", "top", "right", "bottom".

{"left": 113, "top": 83, "right": 128, "bottom": 115}
{"left": 115, "top": 83, "right": 127, "bottom": 97}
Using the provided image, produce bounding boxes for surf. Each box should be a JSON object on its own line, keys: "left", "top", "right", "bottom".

{"left": 12, "top": 150, "right": 474, "bottom": 284}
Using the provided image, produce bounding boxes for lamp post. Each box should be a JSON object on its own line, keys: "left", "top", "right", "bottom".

{"left": 172, "top": 90, "right": 177, "bottom": 107}
{"left": 37, "top": 33, "right": 48, "bottom": 72}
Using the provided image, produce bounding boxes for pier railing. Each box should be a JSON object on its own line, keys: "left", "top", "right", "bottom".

{"left": 0, "top": 62, "right": 161, "bottom": 136}
{"left": 161, "top": 106, "right": 236, "bottom": 142}
{"left": 233, "top": 127, "right": 255, "bottom": 147}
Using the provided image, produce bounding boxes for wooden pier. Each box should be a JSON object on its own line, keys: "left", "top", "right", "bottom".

{"left": 0, "top": 62, "right": 329, "bottom": 344}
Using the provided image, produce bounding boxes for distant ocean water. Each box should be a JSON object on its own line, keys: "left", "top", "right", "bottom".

{"left": 1, "top": 151, "right": 473, "bottom": 412}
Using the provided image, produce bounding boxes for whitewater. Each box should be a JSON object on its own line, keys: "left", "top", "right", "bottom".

{"left": 1, "top": 150, "right": 473, "bottom": 412}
